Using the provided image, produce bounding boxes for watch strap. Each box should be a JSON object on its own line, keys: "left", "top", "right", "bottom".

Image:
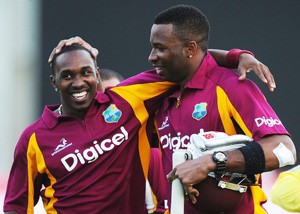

{"left": 212, "top": 151, "right": 227, "bottom": 181}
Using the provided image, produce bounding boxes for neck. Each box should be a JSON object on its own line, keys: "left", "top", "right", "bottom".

{"left": 181, "top": 51, "right": 206, "bottom": 87}
{"left": 179, "top": 51, "right": 206, "bottom": 89}
{"left": 56, "top": 104, "right": 87, "bottom": 120}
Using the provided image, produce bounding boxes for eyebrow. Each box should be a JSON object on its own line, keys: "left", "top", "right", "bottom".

{"left": 60, "top": 65, "right": 94, "bottom": 73}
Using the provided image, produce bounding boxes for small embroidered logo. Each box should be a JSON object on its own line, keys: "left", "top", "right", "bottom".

{"left": 51, "top": 138, "right": 73, "bottom": 156}
{"left": 158, "top": 116, "right": 170, "bottom": 130}
{"left": 102, "top": 104, "right": 122, "bottom": 123}
{"left": 192, "top": 102, "right": 207, "bottom": 121}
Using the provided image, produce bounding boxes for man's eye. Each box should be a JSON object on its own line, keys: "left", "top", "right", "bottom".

{"left": 156, "top": 46, "right": 165, "bottom": 52}
{"left": 82, "top": 70, "right": 93, "bottom": 76}
{"left": 62, "top": 74, "right": 71, "bottom": 79}
{"left": 153, "top": 45, "right": 165, "bottom": 52}
{"left": 83, "top": 71, "right": 89, "bottom": 76}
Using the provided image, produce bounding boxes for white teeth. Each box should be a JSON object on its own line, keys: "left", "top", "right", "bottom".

{"left": 72, "top": 91, "right": 87, "bottom": 99}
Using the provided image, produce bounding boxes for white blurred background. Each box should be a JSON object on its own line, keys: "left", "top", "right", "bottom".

{"left": 0, "top": 0, "right": 43, "bottom": 212}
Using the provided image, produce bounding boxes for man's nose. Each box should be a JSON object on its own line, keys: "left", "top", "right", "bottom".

{"left": 72, "top": 76, "right": 85, "bottom": 87}
{"left": 148, "top": 49, "right": 157, "bottom": 64}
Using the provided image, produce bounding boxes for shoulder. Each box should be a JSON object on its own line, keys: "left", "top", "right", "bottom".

{"left": 14, "top": 117, "right": 44, "bottom": 154}
{"left": 207, "top": 66, "right": 262, "bottom": 96}
{"left": 17, "top": 105, "right": 56, "bottom": 146}
{"left": 107, "top": 70, "right": 176, "bottom": 102}
{"left": 119, "top": 69, "right": 167, "bottom": 86}
{"left": 20, "top": 116, "right": 44, "bottom": 138}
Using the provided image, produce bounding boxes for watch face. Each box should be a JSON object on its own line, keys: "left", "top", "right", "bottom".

{"left": 216, "top": 152, "right": 226, "bottom": 161}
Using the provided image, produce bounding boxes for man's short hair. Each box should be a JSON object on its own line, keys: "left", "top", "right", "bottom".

{"left": 154, "top": 5, "right": 210, "bottom": 50}
{"left": 50, "top": 44, "right": 97, "bottom": 74}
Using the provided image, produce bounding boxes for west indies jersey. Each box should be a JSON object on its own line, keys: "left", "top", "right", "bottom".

{"left": 148, "top": 148, "right": 167, "bottom": 213}
{"left": 155, "top": 53, "right": 289, "bottom": 214}
{"left": 4, "top": 70, "right": 175, "bottom": 214}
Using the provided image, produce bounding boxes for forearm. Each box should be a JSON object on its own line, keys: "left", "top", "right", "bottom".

{"left": 207, "top": 49, "right": 228, "bottom": 67}
{"left": 259, "top": 134, "right": 296, "bottom": 171}
{"left": 225, "top": 149, "right": 246, "bottom": 173}
{"left": 225, "top": 134, "right": 296, "bottom": 174}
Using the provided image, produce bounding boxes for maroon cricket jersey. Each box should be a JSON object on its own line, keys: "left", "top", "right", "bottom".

{"left": 148, "top": 148, "right": 167, "bottom": 212}
{"left": 4, "top": 70, "right": 175, "bottom": 214}
{"left": 155, "top": 53, "right": 289, "bottom": 214}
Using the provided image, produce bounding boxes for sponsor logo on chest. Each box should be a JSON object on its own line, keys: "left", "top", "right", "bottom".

{"left": 60, "top": 126, "right": 128, "bottom": 172}
{"left": 160, "top": 132, "right": 192, "bottom": 151}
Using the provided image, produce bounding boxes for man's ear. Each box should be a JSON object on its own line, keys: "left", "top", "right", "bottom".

{"left": 96, "top": 67, "right": 100, "bottom": 81}
{"left": 96, "top": 67, "right": 104, "bottom": 92}
{"left": 184, "top": 41, "right": 198, "bottom": 57}
{"left": 49, "top": 75, "right": 58, "bottom": 91}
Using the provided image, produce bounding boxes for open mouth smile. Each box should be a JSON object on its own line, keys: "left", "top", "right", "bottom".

{"left": 71, "top": 91, "right": 88, "bottom": 101}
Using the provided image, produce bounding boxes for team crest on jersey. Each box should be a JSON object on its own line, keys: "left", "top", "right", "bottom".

{"left": 192, "top": 102, "right": 207, "bottom": 121}
{"left": 102, "top": 104, "right": 122, "bottom": 123}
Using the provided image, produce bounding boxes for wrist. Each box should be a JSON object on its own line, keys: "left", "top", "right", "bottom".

{"left": 226, "top": 48, "right": 254, "bottom": 68}
{"left": 203, "top": 154, "right": 218, "bottom": 172}
{"left": 212, "top": 151, "right": 228, "bottom": 180}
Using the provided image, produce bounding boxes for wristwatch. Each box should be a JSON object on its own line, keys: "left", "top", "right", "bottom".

{"left": 212, "top": 151, "right": 228, "bottom": 180}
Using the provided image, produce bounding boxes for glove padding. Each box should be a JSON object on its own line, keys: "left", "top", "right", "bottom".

{"left": 186, "top": 130, "right": 252, "bottom": 160}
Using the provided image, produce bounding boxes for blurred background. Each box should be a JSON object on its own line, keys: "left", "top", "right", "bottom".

{"left": 1, "top": 0, "right": 299, "bottom": 213}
